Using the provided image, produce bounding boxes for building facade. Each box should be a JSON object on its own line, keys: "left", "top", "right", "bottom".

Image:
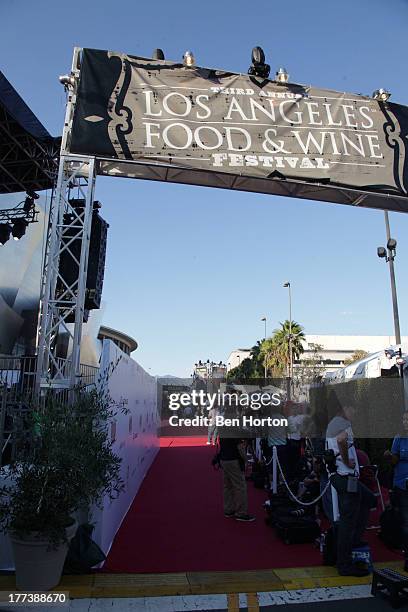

{"left": 299, "top": 335, "right": 408, "bottom": 372}
{"left": 227, "top": 335, "right": 408, "bottom": 375}
{"left": 226, "top": 349, "right": 252, "bottom": 371}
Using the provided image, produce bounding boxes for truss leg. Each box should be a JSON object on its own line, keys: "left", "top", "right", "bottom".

{"left": 36, "top": 155, "right": 96, "bottom": 390}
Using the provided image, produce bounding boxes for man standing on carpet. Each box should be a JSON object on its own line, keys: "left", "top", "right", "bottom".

{"left": 207, "top": 403, "right": 219, "bottom": 445}
{"left": 219, "top": 436, "right": 255, "bottom": 522}
{"left": 326, "top": 402, "right": 376, "bottom": 577}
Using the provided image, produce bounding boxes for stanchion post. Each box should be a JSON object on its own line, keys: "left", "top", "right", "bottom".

{"left": 272, "top": 445, "right": 278, "bottom": 494}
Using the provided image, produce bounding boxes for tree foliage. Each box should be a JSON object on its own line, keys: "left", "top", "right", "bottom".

{"left": 227, "top": 320, "right": 306, "bottom": 382}
{"left": 0, "top": 387, "right": 126, "bottom": 547}
{"left": 260, "top": 320, "right": 305, "bottom": 377}
{"left": 344, "top": 349, "right": 369, "bottom": 366}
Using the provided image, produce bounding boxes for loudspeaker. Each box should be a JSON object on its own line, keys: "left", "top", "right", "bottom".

{"left": 56, "top": 201, "right": 108, "bottom": 322}
{"left": 85, "top": 211, "right": 108, "bottom": 310}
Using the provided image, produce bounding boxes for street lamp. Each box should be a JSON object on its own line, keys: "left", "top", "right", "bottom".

{"left": 283, "top": 282, "right": 293, "bottom": 398}
{"left": 377, "top": 212, "right": 401, "bottom": 345}
{"left": 261, "top": 317, "right": 267, "bottom": 381}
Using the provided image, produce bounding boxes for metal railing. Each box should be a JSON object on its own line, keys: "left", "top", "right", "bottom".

{"left": 0, "top": 355, "right": 99, "bottom": 465}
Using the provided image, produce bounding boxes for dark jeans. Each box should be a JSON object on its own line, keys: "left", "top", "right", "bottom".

{"left": 393, "top": 487, "right": 408, "bottom": 560}
{"left": 331, "top": 473, "right": 377, "bottom": 571}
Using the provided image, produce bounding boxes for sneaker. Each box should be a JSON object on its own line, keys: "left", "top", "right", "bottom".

{"left": 206, "top": 441, "right": 211, "bottom": 445}
{"left": 235, "top": 514, "right": 256, "bottom": 522}
{"left": 224, "top": 512, "right": 235, "bottom": 518}
{"left": 338, "top": 566, "right": 370, "bottom": 577}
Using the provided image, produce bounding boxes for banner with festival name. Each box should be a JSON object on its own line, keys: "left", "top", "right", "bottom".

{"left": 70, "top": 48, "right": 408, "bottom": 212}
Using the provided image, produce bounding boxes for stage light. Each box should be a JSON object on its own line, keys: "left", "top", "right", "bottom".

{"left": 377, "top": 246, "right": 387, "bottom": 258}
{"left": 387, "top": 238, "right": 397, "bottom": 251}
{"left": 12, "top": 218, "right": 28, "bottom": 240}
{"left": 183, "top": 51, "right": 195, "bottom": 67}
{"left": 26, "top": 190, "right": 39, "bottom": 200}
{"left": 152, "top": 49, "right": 165, "bottom": 60}
{"left": 0, "top": 223, "right": 12, "bottom": 245}
{"left": 59, "top": 74, "right": 76, "bottom": 88}
{"left": 373, "top": 88, "right": 391, "bottom": 101}
{"left": 248, "top": 46, "right": 270, "bottom": 78}
{"left": 23, "top": 196, "right": 35, "bottom": 213}
{"left": 276, "top": 67, "right": 289, "bottom": 84}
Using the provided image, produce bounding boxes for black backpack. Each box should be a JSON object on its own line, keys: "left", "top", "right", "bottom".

{"left": 64, "top": 523, "right": 106, "bottom": 574}
{"left": 266, "top": 492, "right": 295, "bottom": 511}
{"left": 275, "top": 515, "right": 321, "bottom": 545}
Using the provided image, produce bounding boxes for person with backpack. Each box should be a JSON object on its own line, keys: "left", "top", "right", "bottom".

{"left": 326, "top": 402, "right": 376, "bottom": 577}
{"left": 384, "top": 410, "right": 408, "bottom": 570}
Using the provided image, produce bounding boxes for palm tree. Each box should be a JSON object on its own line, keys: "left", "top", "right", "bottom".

{"left": 250, "top": 340, "right": 262, "bottom": 362}
{"left": 260, "top": 337, "right": 286, "bottom": 377}
{"left": 268, "top": 320, "right": 305, "bottom": 375}
{"left": 250, "top": 340, "right": 263, "bottom": 375}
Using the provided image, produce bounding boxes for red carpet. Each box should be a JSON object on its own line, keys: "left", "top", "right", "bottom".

{"left": 103, "top": 438, "right": 401, "bottom": 573}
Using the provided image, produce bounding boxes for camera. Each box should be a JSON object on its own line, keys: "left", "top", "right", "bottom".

{"left": 323, "top": 449, "right": 337, "bottom": 472}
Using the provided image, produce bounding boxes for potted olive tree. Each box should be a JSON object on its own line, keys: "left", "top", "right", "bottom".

{"left": 0, "top": 387, "right": 125, "bottom": 590}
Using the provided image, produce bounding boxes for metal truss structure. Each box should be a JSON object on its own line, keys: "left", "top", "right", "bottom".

{"left": 35, "top": 48, "right": 97, "bottom": 391}
{"left": 0, "top": 202, "right": 39, "bottom": 225}
{"left": 35, "top": 154, "right": 95, "bottom": 390}
{"left": 0, "top": 88, "right": 59, "bottom": 194}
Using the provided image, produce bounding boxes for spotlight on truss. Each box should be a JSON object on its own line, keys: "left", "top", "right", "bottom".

{"left": 152, "top": 49, "right": 165, "bottom": 60}
{"left": 373, "top": 88, "right": 391, "bottom": 101}
{"left": 12, "top": 218, "right": 28, "bottom": 241}
{"left": 183, "top": 50, "right": 195, "bottom": 67}
{"left": 0, "top": 223, "right": 12, "bottom": 246}
{"left": 276, "top": 67, "right": 289, "bottom": 84}
{"left": 248, "top": 46, "right": 270, "bottom": 79}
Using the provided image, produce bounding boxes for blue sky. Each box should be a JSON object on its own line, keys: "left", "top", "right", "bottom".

{"left": 1, "top": 0, "right": 408, "bottom": 376}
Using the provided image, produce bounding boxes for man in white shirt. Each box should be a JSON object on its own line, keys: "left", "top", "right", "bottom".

{"left": 326, "top": 410, "right": 359, "bottom": 477}
{"left": 325, "top": 403, "right": 376, "bottom": 577}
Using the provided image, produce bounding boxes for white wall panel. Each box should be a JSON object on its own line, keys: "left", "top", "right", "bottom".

{"left": 91, "top": 339, "right": 159, "bottom": 558}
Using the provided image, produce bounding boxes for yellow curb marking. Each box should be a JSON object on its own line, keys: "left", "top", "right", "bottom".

{"left": 227, "top": 592, "right": 239, "bottom": 611}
